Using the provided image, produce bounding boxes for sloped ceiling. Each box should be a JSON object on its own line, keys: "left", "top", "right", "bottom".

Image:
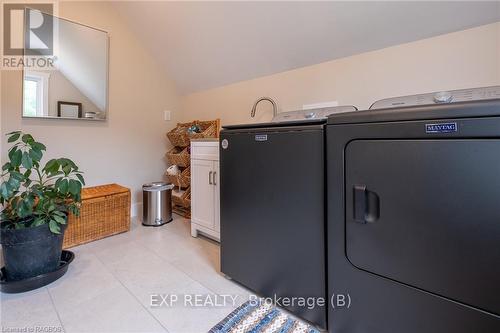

{"left": 113, "top": 1, "right": 500, "bottom": 94}
{"left": 57, "top": 17, "right": 108, "bottom": 111}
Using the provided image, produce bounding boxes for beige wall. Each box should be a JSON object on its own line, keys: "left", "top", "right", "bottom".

{"left": 47, "top": 70, "right": 101, "bottom": 117}
{"left": 181, "top": 22, "right": 500, "bottom": 125}
{"left": 1, "top": 1, "right": 181, "bottom": 215}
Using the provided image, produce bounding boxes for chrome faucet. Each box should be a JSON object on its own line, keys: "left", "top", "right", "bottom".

{"left": 251, "top": 97, "right": 278, "bottom": 118}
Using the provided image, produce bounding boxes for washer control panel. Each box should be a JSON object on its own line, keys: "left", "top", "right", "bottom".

{"left": 272, "top": 105, "right": 357, "bottom": 123}
{"left": 370, "top": 86, "right": 500, "bottom": 110}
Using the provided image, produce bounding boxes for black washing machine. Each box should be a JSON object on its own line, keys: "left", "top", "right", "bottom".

{"left": 326, "top": 86, "right": 500, "bottom": 332}
{"left": 220, "top": 106, "right": 356, "bottom": 329}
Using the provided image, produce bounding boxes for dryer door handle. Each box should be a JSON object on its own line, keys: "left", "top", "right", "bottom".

{"left": 353, "top": 185, "right": 380, "bottom": 223}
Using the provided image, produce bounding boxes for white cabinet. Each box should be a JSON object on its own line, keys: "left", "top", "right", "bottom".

{"left": 191, "top": 159, "right": 214, "bottom": 228}
{"left": 190, "top": 140, "right": 220, "bottom": 241}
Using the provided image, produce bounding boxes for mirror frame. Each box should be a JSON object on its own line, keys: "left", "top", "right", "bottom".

{"left": 21, "top": 8, "right": 109, "bottom": 121}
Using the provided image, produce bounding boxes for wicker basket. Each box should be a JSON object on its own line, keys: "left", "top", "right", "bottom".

{"left": 166, "top": 167, "right": 191, "bottom": 189}
{"left": 63, "top": 184, "right": 131, "bottom": 248}
{"left": 166, "top": 146, "right": 190, "bottom": 168}
{"left": 172, "top": 205, "right": 191, "bottom": 219}
{"left": 172, "top": 188, "right": 191, "bottom": 208}
{"left": 188, "top": 120, "right": 220, "bottom": 141}
{"left": 166, "top": 119, "right": 220, "bottom": 147}
{"left": 166, "top": 121, "right": 193, "bottom": 147}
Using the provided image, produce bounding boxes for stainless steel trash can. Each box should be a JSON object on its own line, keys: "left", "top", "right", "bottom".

{"left": 142, "top": 182, "right": 174, "bottom": 226}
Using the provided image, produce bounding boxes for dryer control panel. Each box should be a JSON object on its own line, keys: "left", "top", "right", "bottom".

{"left": 370, "top": 86, "right": 500, "bottom": 110}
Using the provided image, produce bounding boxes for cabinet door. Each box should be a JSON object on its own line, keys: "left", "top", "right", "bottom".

{"left": 214, "top": 161, "right": 220, "bottom": 234}
{"left": 191, "top": 159, "right": 214, "bottom": 229}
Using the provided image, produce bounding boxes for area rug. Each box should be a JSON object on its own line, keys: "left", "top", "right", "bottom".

{"left": 209, "top": 300, "right": 321, "bottom": 333}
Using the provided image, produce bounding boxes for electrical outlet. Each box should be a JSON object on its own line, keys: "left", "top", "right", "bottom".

{"left": 163, "top": 110, "right": 171, "bottom": 121}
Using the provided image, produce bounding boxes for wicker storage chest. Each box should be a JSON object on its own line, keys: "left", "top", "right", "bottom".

{"left": 63, "top": 184, "right": 131, "bottom": 248}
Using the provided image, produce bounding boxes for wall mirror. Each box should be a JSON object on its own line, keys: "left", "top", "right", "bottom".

{"left": 22, "top": 8, "right": 108, "bottom": 120}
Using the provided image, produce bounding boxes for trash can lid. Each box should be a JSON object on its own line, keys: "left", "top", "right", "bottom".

{"left": 143, "top": 182, "right": 174, "bottom": 191}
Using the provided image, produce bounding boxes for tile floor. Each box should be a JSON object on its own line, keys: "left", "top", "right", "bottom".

{"left": 1, "top": 216, "right": 253, "bottom": 333}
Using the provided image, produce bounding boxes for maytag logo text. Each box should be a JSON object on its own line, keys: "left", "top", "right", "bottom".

{"left": 425, "top": 122, "right": 458, "bottom": 134}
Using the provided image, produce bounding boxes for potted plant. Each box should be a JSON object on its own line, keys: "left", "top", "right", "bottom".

{"left": 0, "top": 131, "right": 85, "bottom": 281}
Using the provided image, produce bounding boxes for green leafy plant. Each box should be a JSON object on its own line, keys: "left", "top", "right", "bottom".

{"left": 0, "top": 131, "right": 85, "bottom": 234}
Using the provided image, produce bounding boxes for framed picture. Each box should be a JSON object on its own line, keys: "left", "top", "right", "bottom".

{"left": 57, "top": 101, "right": 82, "bottom": 118}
